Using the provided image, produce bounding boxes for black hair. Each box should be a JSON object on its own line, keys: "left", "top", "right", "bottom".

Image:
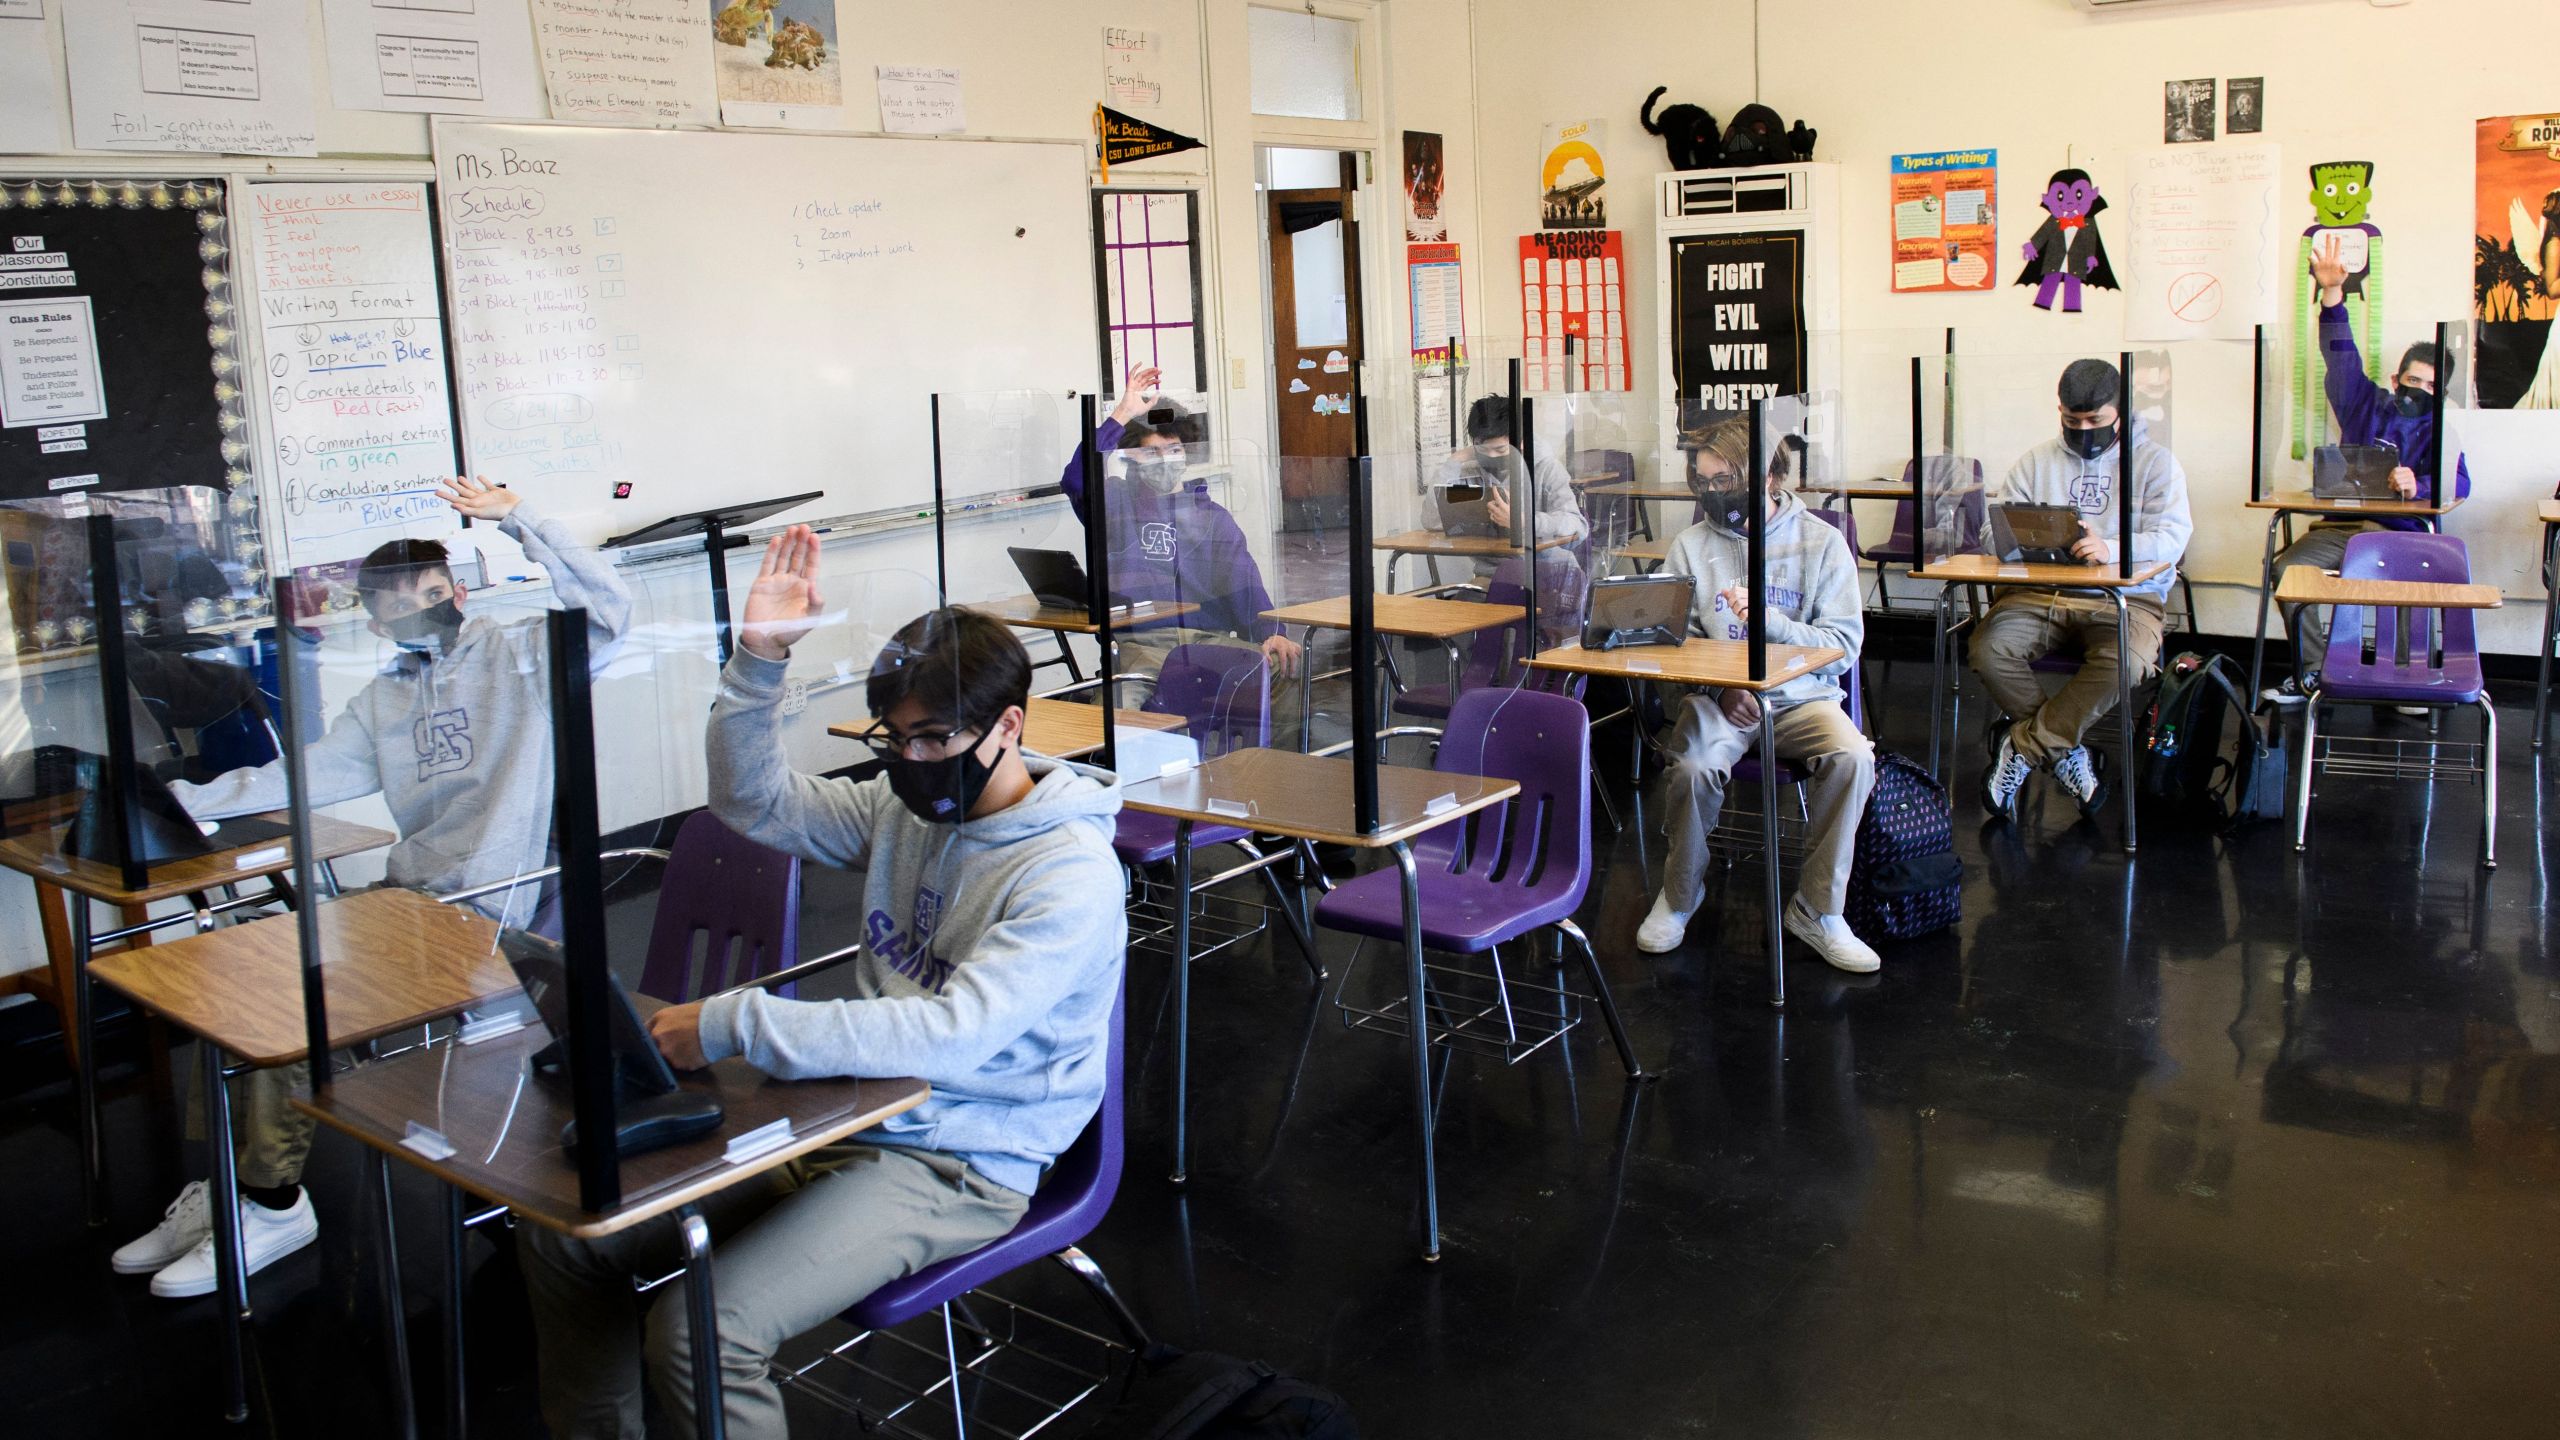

{"left": 1121, "top": 397, "right": 1202, "bottom": 449}
{"left": 865, "top": 608, "right": 1031, "bottom": 734}
{"left": 355, "top": 537, "right": 453, "bottom": 610}
{"left": 2396, "top": 341, "right": 2442, "bottom": 380}
{"left": 2057, "top": 358, "right": 2122, "bottom": 413}
{"left": 1464, "top": 394, "right": 1513, "bottom": 444}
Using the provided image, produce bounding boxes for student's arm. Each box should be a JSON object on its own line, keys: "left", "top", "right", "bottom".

{"left": 705, "top": 648, "right": 878, "bottom": 868}
{"left": 2106, "top": 445, "right": 2195, "bottom": 569}
{"left": 1758, "top": 530, "right": 1863, "bottom": 678}
{"left": 1058, "top": 418, "right": 1131, "bottom": 526}
{"left": 496, "top": 500, "right": 631, "bottom": 658}
{"left": 167, "top": 698, "right": 383, "bottom": 821}
{"left": 696, "top": 846, "right": 1123, "bottom": 1083}
{"left": 1532, "top": 457, "right": 1589, "bottom": 543}
{"left": 1203, "top": 502, "right": 1281, "bottom": 641}
{"left": 2317, "top": 302, "right": 2385, "bottom": 442}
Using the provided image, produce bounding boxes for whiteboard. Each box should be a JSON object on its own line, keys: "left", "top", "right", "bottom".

{"left": 245, "top": 179, "right": 465, "bottom": 570}
{"left": 432, "top": 121, "right": 1098, "bottom": 546}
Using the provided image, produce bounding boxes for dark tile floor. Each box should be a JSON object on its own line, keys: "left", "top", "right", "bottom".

{"left": 5, "top": 649, "right": 2558, "bottom": 1439}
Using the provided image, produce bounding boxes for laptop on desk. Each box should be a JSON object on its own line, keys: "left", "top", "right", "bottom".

{"left": 1007, "top": 548, "right": 1130, "bottom": 613}
{"left": 2311, "top": 443, "right": 2404, "bottom": 500}
{"left": 1582, "top": 575, "right": 1694, "bottom": 651}
{"left": 1988, "top": 503, "right": 2090, "bottom": 566}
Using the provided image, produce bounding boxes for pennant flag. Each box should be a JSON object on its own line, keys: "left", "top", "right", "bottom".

{"left": 1096, "top": 105, "right": 1203, "bottom": 181}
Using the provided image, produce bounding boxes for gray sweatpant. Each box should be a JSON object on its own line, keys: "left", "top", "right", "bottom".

{"left": 517, "top": 1142, "right": 1029, "bottom": 1440}
{"left": 2273, "top": 520, "right": 2379, "bottom": 677}
{"left": 1660, "top": 695, "right": 1874, "bottom": 915}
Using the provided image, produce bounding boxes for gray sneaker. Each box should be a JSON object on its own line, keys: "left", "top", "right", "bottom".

{"left": 1980, "top": 729, "right": 2033, "bottom": 821}
{"left": 2052, "top": 745, "right": 2110, "bottom": 817}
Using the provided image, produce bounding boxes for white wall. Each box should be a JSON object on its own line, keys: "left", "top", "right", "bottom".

{"left": 1471, "top": 0, "right": 2560, "bottom": 649}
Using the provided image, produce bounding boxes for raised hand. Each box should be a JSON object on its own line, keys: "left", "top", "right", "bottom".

{"left": 1110, "top": 364, "right": 1165, "bottom": 424}
{"left": 436, "top": 474, "right": 519, "bottom": 521}
{"left": 2308, "top": 233, "right": 2349, "bottom": 305}
{"left": 739, "top": 524, "right": 826, "bottom": 661}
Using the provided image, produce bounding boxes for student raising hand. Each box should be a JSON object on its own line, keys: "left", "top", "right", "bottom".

{"left": 2309, "top": 233, "right": 2349, "bottom": 308}
{"left": 1110, "top": 364, "right": 1164, "bottom": 425}
{"left": 740, "top": 524, "right": 827, "bottom": 661}
{"left": 437, "top": 474, "right": 518, "bottom": 521}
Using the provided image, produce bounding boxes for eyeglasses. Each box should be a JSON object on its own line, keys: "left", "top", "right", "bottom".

{"left": 855, "top": 721, "right": 981, "bottom": 764}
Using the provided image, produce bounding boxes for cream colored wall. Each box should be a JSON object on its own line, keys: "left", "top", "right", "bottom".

{"left": 1469, "top": 0, "right": 2560, "bottom": 648}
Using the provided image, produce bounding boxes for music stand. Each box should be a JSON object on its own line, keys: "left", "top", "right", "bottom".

{"left": 603, "top": 492, "right": 823, "bottom": 661}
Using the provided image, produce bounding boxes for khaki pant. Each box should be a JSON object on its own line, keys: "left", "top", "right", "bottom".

{"left": 2272, "top": 520, "right": 2378, "bottom": 677}
{"left": 1661, "top": 695, "right": 1874, "bottom": 915}
{"left": 184, "top": 1059, "right": 311, "bottom": 1191}
{"left": 518, "top": 1143, "right": 1029, "bottom": 1440}
{"left": 1969, "top": 591, "right": 2168, "bottom": 765}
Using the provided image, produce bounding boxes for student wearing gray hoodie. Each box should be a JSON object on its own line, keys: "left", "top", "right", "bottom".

{"left": 112, "top": 478, "right": 630, "bottom": 1303}
{"left": 516, "top": 528, "right": 1126, "bottom": 1440}
{"left": 1638, "top": 416, "right": 1879, "bottom": 975}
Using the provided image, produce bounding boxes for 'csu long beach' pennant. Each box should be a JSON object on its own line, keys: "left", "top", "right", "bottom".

{"left": 1096, "top": 106, "right": 1203, "bottom": 181}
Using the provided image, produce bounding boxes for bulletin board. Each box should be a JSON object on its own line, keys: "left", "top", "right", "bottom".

{"left": 1518, "top": 229, "right": 1628, "bottom": 391}
{"left": 1092, "top": 186, "right": 1206, "bottom": 394}
{"left": 0, "top": 177, "right": 250, "bottom": 501}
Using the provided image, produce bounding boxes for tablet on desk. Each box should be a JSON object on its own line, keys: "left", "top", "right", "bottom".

{"left": 2311, "top": 443, "right": 2403, "bottom": 500}
{"left": 502, "top": 930, "right": 725, "bottom": 1157}
{"left": 1988, "top": 503, "right": 2090, "bottom": 566}
{"left": 1582, "top": 575, "right": 1694, "bottom": 651}
{"left": 1434, "top": 481, "right": 1499, "bottom": 538}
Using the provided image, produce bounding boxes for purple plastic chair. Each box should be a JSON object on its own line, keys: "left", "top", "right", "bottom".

{"left": 814, "top": 980, "right": 1150, "bottom": 1433}
{"left": 634, "top": 811, "right": 804, "bottom": 1003}
{"left": 1315, "top": 686, "right": 1643, "bottom": 1076}
{"left": 1392, "top": 555, "right": 1589, "bottom": 722}
{"left": 2296, "top": 531, "right": 2497, "bottom": 867}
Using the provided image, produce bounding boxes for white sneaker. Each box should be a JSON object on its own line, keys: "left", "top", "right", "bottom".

{"left": 1784, "top": 895, "right": 1881, "bottom": 974}
{"left": 1980, "top": 729, "right": 2033, "bottom": 821}
{"left": 149, "top": 1189, "right": 319, "bottom": 1298}
{"left": 113, "top": 1180, "right": 213, "bottom": 1275}
{"left": 1635, "top": 893, "right": 1694, "bottom": 954}
{"left": 2050, "top": 745, "right": 2110, "bottom": 817}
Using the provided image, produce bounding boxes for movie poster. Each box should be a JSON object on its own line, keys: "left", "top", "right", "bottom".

{"left": 2474, "top": 113, "right": 2560, "bottom": 409}
{"left": 1404, "top": 130, "right": 1446, "bottom": 243}
{"left": 1539, "top": 119, "right": 1607, "bottom": 230}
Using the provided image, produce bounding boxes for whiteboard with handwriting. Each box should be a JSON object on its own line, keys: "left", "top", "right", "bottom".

{"left": 430, "top": 121, "right": 1096, "bottom": 546}
{"left": 246, "top": 179, "right": 464, "bottom": 570}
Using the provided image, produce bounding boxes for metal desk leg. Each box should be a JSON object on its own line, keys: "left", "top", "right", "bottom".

{"left": 443, "top": 1183, "right": 468, "bottom": 1440}
{"left": 204, "top": 1042, "right": 251, "bottom": 1424}
{"left": 1926, "top": 584, "right": 1952, "bottom": 782}
{"left": 72, "top": 895, "right": 102, "bottom": 1226}
{"left": 1298, "top": 626, "right": 1316, "bottom": 753}
{"left": 1392, "top": 842, "right": 1439, "bottom": 1261}
{"left": 680, "top": 1206, "right": 727, "bottom": 1440}
{"left": 2115, "top": 593, "right": 2137, "bottom": 855}
{"left": 1760, "top": 701, "right": 1786, "bottom": 1010}
{"left": 1168, "top": 819, "right": 1195, "bottom": 1185}
{"left": 2536, "top": 523, "right": 2557, "bottom": 750}
{"left": 2247, "top": 511, "right": 2283, "bottom": 698}
{"left": 370, "top": 1149, "right": 420, "bottom": 1440}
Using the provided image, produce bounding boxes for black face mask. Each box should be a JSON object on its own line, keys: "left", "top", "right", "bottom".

{"left": 884, "top": 734, "right": 999, "bottom": 824}
{"left": 1692, "top": 481, "right": 1753, "bottom": 536}
{"left": 2392, "top": 385, "right": 2431, "bottom": 419}
{"left": 2062, "top": 422, "right": 2116, "bottom": 460}
{"left": 383, "top": 596, "right": 464, "bottom": 655}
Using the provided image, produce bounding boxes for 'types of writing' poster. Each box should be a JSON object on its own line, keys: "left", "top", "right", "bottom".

{"left": 63, "top": 0, "right": 319, "bottom": 156}
{"left": 320, "top": 0, "right": 547, "bottom": 119}
{"left": 527, "top": 0, "right": 716, "bottom": 126}
{"left": 246, "top": 182, "right": 463, "bottom": 569}
{"left": 1890, "top": 149, "right": 1998, "bottom": 293}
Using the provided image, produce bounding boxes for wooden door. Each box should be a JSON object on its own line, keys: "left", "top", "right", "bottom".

{"left": 1267, "top": 165, "right": 1362, "bottom": 531}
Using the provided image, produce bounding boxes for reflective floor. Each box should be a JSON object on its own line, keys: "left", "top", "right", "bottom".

{"left": 4, "top": 651, "right": 2557, "bottom": 1438}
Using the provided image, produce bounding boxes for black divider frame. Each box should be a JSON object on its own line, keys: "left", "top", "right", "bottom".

{"left": 1351, "top": 373, "right": 1379, "bottom": 835}
{"left": 2250, "top": 323, "right": 2267, "bottom": 505}
{"left": 2117, "top": 351, "right": 2134, "bottom": 582}
{"left": 1746, "top": 400, "right": 1768, "bottom": 683}
{"left": 931, "top": 394, "right": 949, "bottom": 602}
{"left": 1907, "top": 356, "right": 1925, "bottom": 571}
{"left": 546, "top": 606, "right": 621, "bottom": 1213}
{"left": 84, "top": 514, "right": 148, "bottom": 893}
{"left": 2430, "top": 321, "right": 2449, "bottom": 505}
{"left": 274, "top": 576, "right": 332, "bottom": 1091}
{"left": 1519, "top": 396, "right": 1542, "bottom": 658}
{"left": 1446, "top": 336, "right": 1461, "bottom": 449}
{"left": 1076, "top": 395, "right": 1117, "bottom": 770}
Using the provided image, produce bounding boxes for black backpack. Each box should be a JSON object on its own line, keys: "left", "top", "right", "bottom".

{"left": 1082, "top": 1347, "right": 1358, "bottom": 1440}
{"left": 2137, "top": 652, "right": 2286, "bottom": 831}
{"left": 1844, "top": 751, "right": 1962, "bottom": 944}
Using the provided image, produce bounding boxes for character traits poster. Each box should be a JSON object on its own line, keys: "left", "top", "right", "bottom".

{"left": 1890, "top": 150, "right": 1998, "bottom": 293}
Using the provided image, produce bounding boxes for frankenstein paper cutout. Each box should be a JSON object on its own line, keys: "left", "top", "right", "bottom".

{"left": 2292, "top": 161, "right": 2385, "bottom": 458}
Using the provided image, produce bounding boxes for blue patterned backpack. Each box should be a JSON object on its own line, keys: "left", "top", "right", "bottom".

{"left": 1844, "top": 752, "right": 1963, "bottom": 944}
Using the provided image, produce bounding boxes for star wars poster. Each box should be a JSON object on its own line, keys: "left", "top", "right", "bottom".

{"left": 1539, "top": 119, "right": 1607, "bottom": 230}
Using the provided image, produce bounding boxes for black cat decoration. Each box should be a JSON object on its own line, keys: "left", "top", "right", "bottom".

{"left": 1641, "top": 86, "right": 1721, "bottom": 171}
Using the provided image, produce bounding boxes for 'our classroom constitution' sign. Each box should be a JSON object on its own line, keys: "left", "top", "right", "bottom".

{"left": 1668, "top": 230, "right": 1806, "bottom": 415}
